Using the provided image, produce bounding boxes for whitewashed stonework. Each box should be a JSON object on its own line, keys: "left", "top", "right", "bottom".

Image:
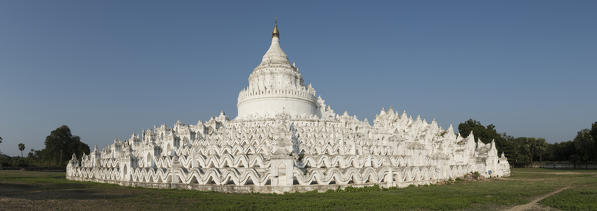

{"left": 66, "top": 23, "right": 510, "bottom": 193}
{"left": 237, "top": 24, "right": 320, "bottom": 119}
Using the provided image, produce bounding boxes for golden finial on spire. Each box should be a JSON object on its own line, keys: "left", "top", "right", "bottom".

{"left": 272, "top": 17, "right": 279, "bottom": 38}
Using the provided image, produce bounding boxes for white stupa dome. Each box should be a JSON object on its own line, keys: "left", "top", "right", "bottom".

{"left": 237, "top": 22, "right": 321, "bottom": 119}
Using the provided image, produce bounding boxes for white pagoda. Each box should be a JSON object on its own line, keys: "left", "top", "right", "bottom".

{"left": 66, "top": 22, "right": 510, "bottom": 193}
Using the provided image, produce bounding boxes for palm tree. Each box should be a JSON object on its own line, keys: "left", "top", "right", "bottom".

{"left": 18, "top": 143, "right": 25, "bottom": 158}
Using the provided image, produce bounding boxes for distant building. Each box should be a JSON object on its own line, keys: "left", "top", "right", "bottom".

{"left": 67, "top": 22, "right": 510, "bottom": 193}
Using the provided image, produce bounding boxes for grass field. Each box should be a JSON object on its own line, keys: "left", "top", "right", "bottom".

{"left": 1, "top": 168, "right": 596, "bottom": 210}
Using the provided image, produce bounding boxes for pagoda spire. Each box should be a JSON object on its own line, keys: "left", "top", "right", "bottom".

{"left": 272, "top": 17, "right": 279, "bottom": 38}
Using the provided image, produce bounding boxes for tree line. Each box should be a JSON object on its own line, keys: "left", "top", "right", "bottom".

{"left": 458, "top": 119, "right": 597, "bottom": 167}
{"left": 0, "top": 125, "right": 89, "bottom": 169}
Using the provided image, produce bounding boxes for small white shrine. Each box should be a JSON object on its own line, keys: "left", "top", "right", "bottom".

{"left": 66, "top": 22, "right": 510, "bottom": 193}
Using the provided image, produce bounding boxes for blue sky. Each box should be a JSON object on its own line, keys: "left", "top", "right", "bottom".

{"left": 1, "top": 0, "right": 596, "bottom": 156}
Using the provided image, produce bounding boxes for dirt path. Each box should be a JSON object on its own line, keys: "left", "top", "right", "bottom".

{"left": 505, "top": 186, "right": 570, "bottom": 211}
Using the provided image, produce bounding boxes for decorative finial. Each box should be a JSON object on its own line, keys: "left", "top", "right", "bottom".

{"left": 272, "top": 17, "right": 279, "bottom": 38}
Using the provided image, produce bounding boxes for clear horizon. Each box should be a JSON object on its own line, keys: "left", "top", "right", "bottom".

{"left": 1, "top": 0, "right": 596, "bottom": 156}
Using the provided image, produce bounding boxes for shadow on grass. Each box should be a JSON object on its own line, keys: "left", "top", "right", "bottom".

{"left": 0, "top": 182, "right": 133, "bottom": 201}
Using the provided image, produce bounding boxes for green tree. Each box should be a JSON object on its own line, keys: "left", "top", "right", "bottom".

{"left": 27, "top": 149, "right": 35, "bottom": 158}
{"left": 18, "top": 143, "right": 25, "bottom": 158}
{"left": 573, "top": 129, "right": 596, "bottom": 166}
{"left": 457, "top": 120, "right": 597, "bottom": 166}
{"left": 507, "top": 137, "right": 532, "bottom": 167}
{"left": 458, "top": 119, "right": 497, "bottom": 143}
{"left": 591, "top": 122, "right": 597, "bottom": 161}
{"left": 458, "top": 119, "right": 507, "bottom": 155}
{"left": 591, "top": 122, "right": 597, "bottom": 141}
{"left": 528, "top": 138, "right": 548, "bottom": 164}
{"left": 42, "top": 125, "right": 90, "bottom": 167}
{"left": 545, "top": 141, "right": 575, "bottom": 161}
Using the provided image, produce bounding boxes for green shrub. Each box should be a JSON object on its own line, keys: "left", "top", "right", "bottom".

{"left": 472, "top": 172, "right": 481, "bottom": 180}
